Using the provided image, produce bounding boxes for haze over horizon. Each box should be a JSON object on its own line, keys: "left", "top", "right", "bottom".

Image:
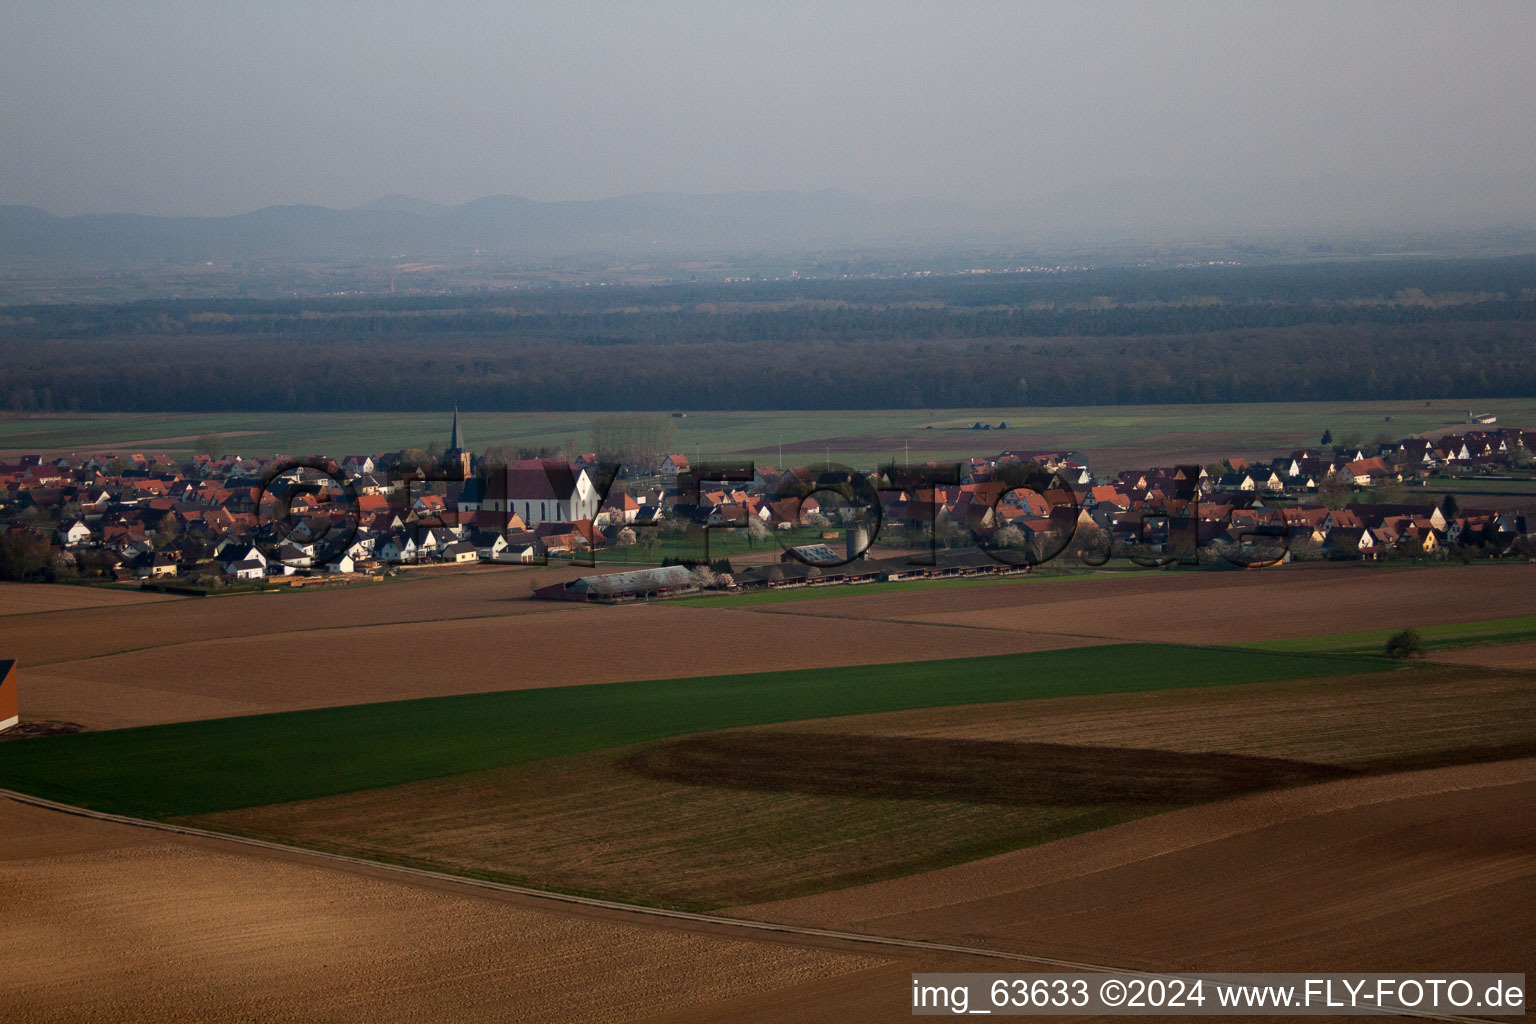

{"left": 4, "top": 1, "right": 1536, "bottom": 238}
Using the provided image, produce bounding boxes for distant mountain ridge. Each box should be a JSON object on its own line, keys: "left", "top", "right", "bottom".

{"left": 0, "top": 190, "right": 981, "bottom": 262}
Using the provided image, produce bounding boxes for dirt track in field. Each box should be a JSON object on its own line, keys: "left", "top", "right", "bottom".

{"left": 764, "top": 563, "right": 1536, "bottom": 646}
{"left": 734, "top": 757, "right": 1536, "bottom": 981}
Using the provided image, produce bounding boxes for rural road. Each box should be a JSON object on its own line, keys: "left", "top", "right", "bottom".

{"left": 0, "top": 786, "right": 1507, "bottom": 1023}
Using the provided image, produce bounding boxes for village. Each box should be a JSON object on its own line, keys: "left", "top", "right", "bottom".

{"left": 1, "top": 412, "right": 1532, "bottom": 601}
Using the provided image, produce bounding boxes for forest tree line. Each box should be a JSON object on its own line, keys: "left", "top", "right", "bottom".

{"left": 2, "top": 257, "right": 1534, "bottom": 412}
{"left": 2, "top": 320, "right": 1531, "bottom": 412}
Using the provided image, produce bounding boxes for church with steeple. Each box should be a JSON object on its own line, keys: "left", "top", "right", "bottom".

{"left": 444, "top": 407, "right": 471, "bottom": 478}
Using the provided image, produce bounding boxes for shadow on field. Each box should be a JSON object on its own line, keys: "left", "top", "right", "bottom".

{"left": 617, "top": 732, "right": 1355, "bottom": 805}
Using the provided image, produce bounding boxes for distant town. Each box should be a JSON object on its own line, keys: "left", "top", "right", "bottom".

{"left": 2, "top": 408, "right": 1531, "bottom": 602}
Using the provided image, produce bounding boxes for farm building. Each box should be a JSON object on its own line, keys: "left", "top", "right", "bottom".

{"left": 780, "top": 543, "right": 842, "bottom": 564}
{"left": 0, "top": 660, "right": 16, "bottom": 733}
{"left": 534, "top": 565, "right": 699, "bottom": 603}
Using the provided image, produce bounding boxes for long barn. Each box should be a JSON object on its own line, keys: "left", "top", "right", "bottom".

{"left": 533, "top": 565, "right": 699, "bottom": 603}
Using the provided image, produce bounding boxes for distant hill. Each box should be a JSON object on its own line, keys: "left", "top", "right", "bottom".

{"left": 0, "top": 190, "right": 982, "bottom": 262}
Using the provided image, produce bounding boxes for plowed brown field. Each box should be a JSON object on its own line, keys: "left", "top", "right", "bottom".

{"left": 15, "top": 603, "right": 1084, "bottom": 730}
{"left": 0, "top": 799, "right": 894, "bottom": 1024}
{"left": 8, "top": 562, "right": 1533, "bottom": 1021}
{"left": 8, "top": 760, "right": 1531, "bottom": 1024}
{"left": 770, "top": 666, "right": 1536, "bottom": 765}
{"left": 736, "top": 758, "right": 1536, "bottom": 977}
{"left": 12, "top": 563, "right": 1534, "bottom": 730}
{"left": 6, "top": 565, "right": 588, "bottom": 667}
{"left": 1428, "top": 640, "right": 1536, "bottom": 669}
{"left": 0, "top": 582, "right": 180, "bottom": 616}
{"left": 766, "top": 563, "right": 1536, "bottom": 645}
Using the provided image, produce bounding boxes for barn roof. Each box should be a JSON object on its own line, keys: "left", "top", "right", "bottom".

{"left": 785, "top": 543, "right": 840, "bottom": 564}
{"left": 566, "top": 565, "right": 696, "bottom": 596}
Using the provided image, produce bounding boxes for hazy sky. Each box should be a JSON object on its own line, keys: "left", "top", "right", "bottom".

{"left": 3, "top": 1, "right": 1535, "bottom": 230}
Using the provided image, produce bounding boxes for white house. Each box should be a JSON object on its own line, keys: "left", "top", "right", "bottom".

{"left": 491, "top": 542, "right": 543, "bottom": 564}
{"left": 58, "top": 520, "right": 93, "bottom": 547}
{"left": 275, "top": 541, "right": 315, "bottom": 569}
{"left": 220, "top": 544, "right": 268, "bottom": 575}
{"left": 476, "top": 534, "right": 511, "bottom": 561}
{"left": 1256, "top": 470, "right": 1286, "bottom": 493}
{"left": 377, "top": 535, "right": 418, "bottom": 563}
{"left": 229, "top": 559, "right": 266, "bottom": 580}
{"left": 658, "top": 454, "right": 691, "bottom": 482}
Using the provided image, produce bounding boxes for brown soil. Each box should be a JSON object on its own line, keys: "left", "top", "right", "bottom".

{"left": 1427, "top": 639, "right": 1536, "bottom": 669}
{"left": 1085, "top": 434, "right": 1281, "bottom": 475}
{"left": 0, "top": 582, "right": 180, "bottom": 616}
{"left": 9, "top": 568, "right": 1088, "bottom": 730}
{"left": 12, "top": 562, "right": 1534, "bottom": 730}
{"left": 621, "top": 731, "right": 1352, "bottom": 804}
{"left": 773, "top": 667, "right": 1536, "bottom": 765}
{"left": 6, "top": 565, "right": 588, "bottom": 668}
{"left": 770, "top": 562, "right": 1536, "bottom": 646}
{"left": 735, "top": 757, "right": 1536, "bottom": 979}
{"left": 4, "top": 762, "right": 1525, "bottom": 1024}
{"left": 0, "top": 799, "right": 891, "bottom": 1024}
{"left": 7, "top": 711, "right": 1533, "bottom": 1022}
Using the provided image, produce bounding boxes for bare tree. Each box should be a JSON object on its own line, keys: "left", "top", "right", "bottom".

{"left": 590, "top": 414, "right": 677, "bottom": 465}
{"left": 1319, "top": 469, "right": 1355, "bottom": 510}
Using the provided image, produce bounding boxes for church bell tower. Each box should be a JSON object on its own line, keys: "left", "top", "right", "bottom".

{"left": 445, "top": 406, "right": 471, "bottom": 479}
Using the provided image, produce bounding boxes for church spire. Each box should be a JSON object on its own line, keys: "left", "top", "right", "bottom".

{"left": 445, "top": 406, "right": 471, "bottom": 479}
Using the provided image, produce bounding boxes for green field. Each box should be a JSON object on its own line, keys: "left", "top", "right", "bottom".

{"left": 3, "top": 397, "right": 1530, "bottom": 471}
{"left": 1239, "top": 614, "right": 1536, "bottom": 655}
{"left": 0, "top": 644, "right": 1392, "bottom": 818}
